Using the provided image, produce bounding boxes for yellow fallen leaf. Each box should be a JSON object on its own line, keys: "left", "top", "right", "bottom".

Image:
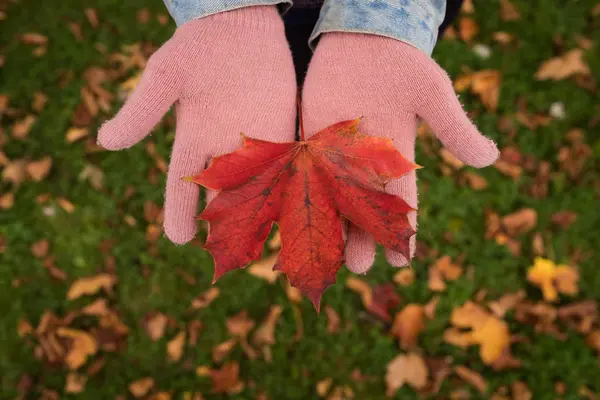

{"left": 471, "top": 70, "right": 502, "bottom": 112}
{"left": 470, "top": 317, "right": 510, "bottom": 364}
{"left": 12, "top": 114, "right": 36, "bottom": 139}
{"left": 67, "top": 273, "right": 117, "bottom": 300}
{"left": 252, "top": 305, "right": 283, "bottom": 347}
{"left": 66, "top": 127, "right": 89, "bottom": 143}
{"left": 527, "top": 257, "right": 579, "bottom": 302}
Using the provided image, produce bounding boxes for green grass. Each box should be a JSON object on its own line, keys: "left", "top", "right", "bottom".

{"left": 1, "top": 0, "right": 599, "bottom": 399}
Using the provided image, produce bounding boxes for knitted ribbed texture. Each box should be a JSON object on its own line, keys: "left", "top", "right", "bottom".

{"left": 98, "top": 6, "right": 297, "bottom": 245}
{"left": 302, "top": 33, "right": 499, "bottom": 273}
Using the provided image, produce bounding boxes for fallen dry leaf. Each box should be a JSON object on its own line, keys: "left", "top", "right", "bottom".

{"left": 459, "top": 17, "right": 479, "bottom": 42}
{"left": 65, "top": 372, "right": 87, "bottom": 394}
{"left": 535, "top": 49, "right": 591, "bottom": 81}
{"left": 32, "top": 92, "right": 48, "bottom": 112}
{"left": 167, "top": 331, "right": 185, "bottom": 362}
{"left": 551, "top": 210, "right": 577, "bottom": 229}
{"left": 79, "top": 164, "right": 104, "bottom": 190}
{"left": 67, "top": 274, "right": 116, "bottom": 300}
{"left": 57, "top": 197, "right": 76, "bottom": 213}
{"left": 210, "top": 362, "right": 244, "bottom": 394}
{"left": 247, "top": 253, "right": 280, "bottom": 284}
{"left": 26, "top": 157, "right": 52, "bottom": 181}
{"left": 22, "top": 32, "right": 48, "bottom": 45}
{"left": 488, "top": 291, "right": 526, "bottom": 318}
{"left": 502, "top": 208, "right": 537, "bottom": 236}
{"left": 31, "top": 239, "right": 49, "bottom": 258}
{"left": 393, "top": 268, "right": 414, "bottom": 286}
{"left": 385, "top": 353, "right": 429, "bottom": 396}
{"left": 191, "top": 287, "right": 220, "bottom": 309}
{"left": 227, "top": 311, "right": 255, "bottom": 339}
{"left": 455, "top": 366, "right": 487, "bottom": 393}
{"left": 316, "top": 377, "right": 333, "bottom": 397}
{"left": 325, "top": 306, "right": 341, "bottom": 334}
{"left": 500, "top": 0, "right": 520, "bottom": 21}
{"left": 0, "top": 193, "right": 14, "bottom": 209}
{"left": 12, "top": 115, "right": 36, "bottom": 139}
{"left": 586, "top": 330, "right": 600, "bottom": 353}
{"left": 85, "top": 8, "right": 100, "bottom": 28}
{"left": 463, "top": 171, "right": 488, "bottom": 190}
{"left": 527, "top": 257, "right": 579, "bottom": 302}
{"left": 471, "top": 70, "right": 502, "bottom": 112}
{"left": 212, "top": 339, "right": 236, "bottom": 363}
{"left": 129, "top": 377, "right": 155, "bottom": 398}
{"left": 391, "top": 304, "right": 425, "bottom": 350}
{"left": 253, "top": 305, "right": 282, "bottom": 347}
{"left": 66, "top": 127, "right": 89, "bottom": 143}
{"left": 446, "top": 301, "right": 513, "bottom": 365}
{"left": 512, "top": 381, "right": 532, "bottom": 400}
{"left": 144, "top": 312, "right": 168, "bottom": 341}
{"left": 56, "top": 328, "right": 98, "bottom": 369}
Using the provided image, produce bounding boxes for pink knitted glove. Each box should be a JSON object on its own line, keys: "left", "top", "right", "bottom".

{"left": 98, "top": 6, "right": 296, "bottom": 244}
{"left": 302, "top": 33, "right": 499, "bottom": 273}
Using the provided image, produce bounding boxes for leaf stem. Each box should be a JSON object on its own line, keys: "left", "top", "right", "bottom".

{"left": 297, "top": 93, "right": 305, "bottom": 141}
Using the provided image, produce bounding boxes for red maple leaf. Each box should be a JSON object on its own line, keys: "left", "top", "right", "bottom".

{"left": 187, "top": 115, "right": 417, "bottom": 310}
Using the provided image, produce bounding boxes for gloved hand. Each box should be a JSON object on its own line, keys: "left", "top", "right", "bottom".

{"left": 302, "top": 33, "right": 499, "bottom": 273}
{"left": 98, "top": 6, "right": 297, "bottom": 244}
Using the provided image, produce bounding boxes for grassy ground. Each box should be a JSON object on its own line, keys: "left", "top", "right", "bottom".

{"left": 1, "top": 0, "right": 599, "bottom": 399}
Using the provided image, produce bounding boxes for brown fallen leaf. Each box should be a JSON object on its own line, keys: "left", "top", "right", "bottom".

{"left": 82, "top": 298, "right": 110, "bottom": 317}
{"left": 500, "top": 0, "right": 520, "bottom": 21}
{"left": 227, "top": 311, "right": 255, "bottom": 338}
{"left": 66, "top": 127, "right": 89, "bottom": 143}
{"left": 502, "top": 208, "right": 537, "bottom": 236}
{"left": 85, "top": 8, "right": 100, "bottom": 28}
{"left": 2, "top": 160, "right": 27, "bottom": 187}
{"left": 12, "top": 115, "right": 36, "bottom": 139}
{"left": 511, "top": 381, "right": 532, "bottom": 400}
{"left": 65, "top": 372, "right": 87, "bottom": 394}
{"left": 551, "top": 210, "right": 577, "bottom": 229}
{"left": 144, "top": 312, "right": 168, "bottom": 341}
{"left": 247, "top": 253, "right": 280, "bottom": 284}
{"left": 17, "top": 318, "right": 34, "bottom": 338}
{"left": 26, "top": 157, "right": 52, "bottom": 181}
{"left": 391, "top": 304, "right": 425, "bottom": 350}
{"left": 424, "top": 296, "right": 439, "bottom": 319}
{"left": 57, "top": 197, "right": 76, "bottom": 213}
{"left": 31, "top": 239, "right": 50, "bottom": 258}
{"left": 454, "top": 366, "right": 487, "bottom": 393}
{"left": 129, "top": 377, "right": 155, "bottom": 398}
{"left": 536, "top": 49, "right": 590, "bottom": 81}
{"left": 79, "top": 164, "right": 104, "bottom": 190}
{"left": 212, "top": 339, "right": 236, "bottom": 363}
{"left": 0, "top": 193, "right": 14, "bottom": 209}
{"left": 325, "top": 306, "right": 341, "bottom": 334}
{"left": 488, "top": 290, "right": 526, "bottom": 318}
{"left": 463, "top": 171, "right": 488, "bottom": 190}
{"left": 33, "top": 92, "right": 48, "bottom": 112}
{"left": 22, "top": 32, "right": 48, "bottom": 45}
{"left": 67, "top": 274, "right": 116, "bottom": 300}
{"left": 253, "top": 305, "right": 282, "bottom": 347}
{"left": 459, "top": 17, "right": 479, "bottom": 42}
{"left": 210, "top": 362, "right": 244, "bottom": 394}
{"left": 385, "top": 353, "right": 429, "bottom": 396}
{"left": 393, "top": 268, "right": 414, "bottom": 286}
{"left": 586, "top": 330, "right": 600, "bottom": 353}
{"left": 493, "top": 31, "right": 514, "bottom": 45}
{"left": 191, "top": 287, "right": 220, "bottom": 309}
{"left": 316, "top": 378, "right": 333, "bottom": 397}
{"left": 167, "top": 331, "right": 185, "bottom": 362}
{"left": 56, "top": 328, "right": 98, "bottom": 369}
{"left": 327, "top": 385, "right": 354, "bottom": 400}
{"left": 471, "top": 70, "right": 502, "bottom": 112}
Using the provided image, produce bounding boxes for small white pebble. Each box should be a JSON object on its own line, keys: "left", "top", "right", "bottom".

{"left": 42, "top": 205, "right": 56, "bottom": 217}
{"left": 473, "top": 44, "right": 491, "bottom": 59}
{"left": 549, "top": 102, "right": 566, "bottom": 119}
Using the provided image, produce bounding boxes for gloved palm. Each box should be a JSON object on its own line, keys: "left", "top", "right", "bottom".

{"left": 98, "top": 6, "right": 297, "bottom": 244}
{"left": 302, "top": 33, "right": 499, "bottom": 273}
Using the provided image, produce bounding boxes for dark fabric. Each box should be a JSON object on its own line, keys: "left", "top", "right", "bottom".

{"left": 284, "top": 0, "right": 464, "bottom": 85}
